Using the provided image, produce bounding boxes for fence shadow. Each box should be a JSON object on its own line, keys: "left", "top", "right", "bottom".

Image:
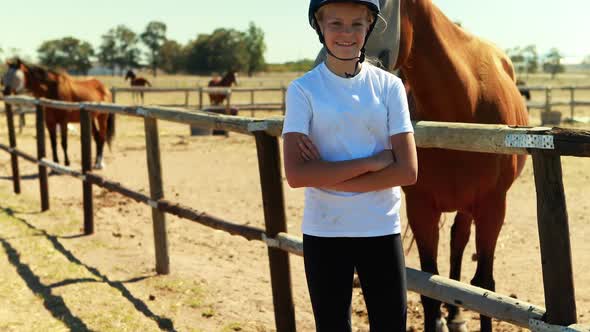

{"left": 0, "top": 238, "right": 92, "bottom": 331}
{"left": 0, "top": 171, "right": 64, "bottom": 181}
{"left": 0, "top": 205, "right": 177, "bottom": 332}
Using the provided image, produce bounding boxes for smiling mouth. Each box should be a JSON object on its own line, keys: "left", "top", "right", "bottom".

{"left": 335, "top": 42, "right": 356, "bottom": 47}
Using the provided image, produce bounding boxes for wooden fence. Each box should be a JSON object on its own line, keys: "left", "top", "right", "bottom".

{"left": 111, "top": 86, "right": 287, "bottom": 117}
{"left": 524, "top": 85, "right": 590, "bottom": 124}
{"left": 2, "top": 95, "right": 590, "bottom": 331}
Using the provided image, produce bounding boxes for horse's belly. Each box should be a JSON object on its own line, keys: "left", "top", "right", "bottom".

{"left": 404, "top": 148, "right": 517, "bottom": 212}
{"left": 67, "top": 112, "right": 81, "bottom": 123}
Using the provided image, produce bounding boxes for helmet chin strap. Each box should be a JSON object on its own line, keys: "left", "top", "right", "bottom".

{"left": 324, "top": 45, "right": 365, "bottom": 78}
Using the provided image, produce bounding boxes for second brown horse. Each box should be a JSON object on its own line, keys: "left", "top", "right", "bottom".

{"left": 207, "top": 70, "right": 238, "bottom": 106}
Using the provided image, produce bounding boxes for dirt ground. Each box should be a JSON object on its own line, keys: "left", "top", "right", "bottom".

{"left": 1, "top": 73, "right": 589, "bottom": 331}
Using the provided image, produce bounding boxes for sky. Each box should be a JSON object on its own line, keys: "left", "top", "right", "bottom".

{"left": 0, "top": 0, "right": 588, "bottom": 64}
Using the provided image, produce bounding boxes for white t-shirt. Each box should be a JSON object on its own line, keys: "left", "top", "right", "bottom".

{"left": 282, "top": 61, "right": 414, "bottom": 237}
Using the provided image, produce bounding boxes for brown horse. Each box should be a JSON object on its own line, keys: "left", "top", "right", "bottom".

{"left": 125, "top": 69, "right": 151, "bottom": 104}
{"left": 394, "top": 1, "right": 528, "bottom": 331}
{"left": 3, "top": 59, "right": 115, "bottom": 169}
{"left": 207, "top": 70, "right": 238, "bottom": 106}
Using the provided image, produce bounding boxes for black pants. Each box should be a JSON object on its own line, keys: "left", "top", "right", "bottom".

{"left": 303, "top": 234, "right": 407, "bottom": 332}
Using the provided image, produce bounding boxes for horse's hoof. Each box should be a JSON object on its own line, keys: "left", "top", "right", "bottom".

{"left": 447, "top": 319, "right": 468, "bottom": 332}
{"left": 93, "top": 163, "right": 105, "bottom": 170}
{"left": 436, "top": 318, "right": 450, "bottom": 332}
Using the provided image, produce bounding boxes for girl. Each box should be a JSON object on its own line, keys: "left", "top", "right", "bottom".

{"left": 282, "top": 0, "right": 417, "bottom": 330}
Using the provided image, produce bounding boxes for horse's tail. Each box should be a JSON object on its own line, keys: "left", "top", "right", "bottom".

{"left": 100, "top": 83, "right": 116, "bottom": 147}
{"left": 106, "top": 113, "right": 116, "bottom": 148}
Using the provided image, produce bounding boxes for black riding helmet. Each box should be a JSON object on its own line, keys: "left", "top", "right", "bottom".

{"left": 309, "top": 0, "right": 380, "bottom": 76}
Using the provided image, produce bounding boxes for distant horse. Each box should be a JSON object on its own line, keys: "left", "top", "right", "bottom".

{"left": 3, "top": 59, "right": 115, "bottom": 169}
{"left": 125, "top": 70, "right": 151, "bottom": 104}
{"left": 394, "top": 0, "right": 529, "bottom": 331}
{"left": 516, "top": 79, "right": 531, "bottom": 101}
{"left": 207, "top": 71, "right": 238, "bottom": 106}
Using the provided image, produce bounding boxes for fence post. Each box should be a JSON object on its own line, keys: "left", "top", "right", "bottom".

{"left": 144, "top": 116, "right": 170, "bottom": 274}
{"left": 532, "top": 151, "right": 577, "bottom": 325}
{"left": 80, "top": 108, "right": 94, "bottom": 234}
{"left": 185, "top": 91, "right": 189, "bottom": 108}
{"left": 111, "top": 88, "right": 116, "bottom": 104}
{"left": 35, "top": 104, "right": 49, "bottom": 211}
{"left": 225, "top": 89, "right": 232, "bottom": 115}
{"left": 541, "top": 87, "right": 552, "bottom": 126}
{"left": 198, "top": 87, "right": 203, "bottom": 110}
{"left": 250, "top": 90, "right": 255, "bottom": 117}
{"left": 570, "top": 87, "right": 575, "bottom": 121}
{"left": 253, "top": 131, "right": 296, "bottom": 332}
{"left": 4, "top": 103, "right": 21, "bottom": 194}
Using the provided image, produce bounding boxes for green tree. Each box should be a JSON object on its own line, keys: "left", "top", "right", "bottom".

{"left": 98, "top": 33, "right": 117, "bottom": 74}
{"left": 114, "top": 25, "right": 141, "bottom": 70}
{"left": 507, "top": 46, "right": 525, "bottom": 73}
{"left": 98, "top": 25, "right": 141, "bottom": 75}
{"left": 140, "top": 21, "right": 167, "bottom": 76}
{"left": 159, "top": 39, "right": 187, "bottom": 74}
{"left": 185, "top": 28, "right": 249, "bottom": 74}
{"left": 522, "top": 45, "right": 538, "bottom": 75}
{"left": 243, "top": 22, "right": 266, "bottom": 76}
{"left": 266, "top": 59, "right": 314, "bottom": 72}
{"left": 507, "top": 45, "right": 537, "bottom": 79}
{"left": 37, "top": 37, "right": 95, "bottom": 74}
{"left": 543, "top": 47, "right": 564, "bottom": 79}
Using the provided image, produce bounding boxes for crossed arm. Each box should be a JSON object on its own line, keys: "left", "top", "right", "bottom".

{"left": 282, "top": 132, "right": 418, "bottom": 192}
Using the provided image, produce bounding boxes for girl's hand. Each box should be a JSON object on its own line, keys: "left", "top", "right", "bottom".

{"left": 367, "top": 149, "right": 395, "bottom": 172}
{"left": 298, "top": 135, "right": 321, "bottom": 161}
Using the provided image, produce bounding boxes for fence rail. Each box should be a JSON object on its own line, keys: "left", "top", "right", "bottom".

{"left": 3, "top": 94, "right": 589, "bottom": 331}
{"left": 522, "top": 85, "right": 590, "bottom": 124}
{"left": 110, "top": 86, "right": 287, "bottom": 117}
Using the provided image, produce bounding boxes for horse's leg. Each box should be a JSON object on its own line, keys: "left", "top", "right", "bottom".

{"left": 60, "top": 120, "right": 70, "bottom": 166}
{"left": 48, "top": 122, "right": 59, "bottom": 164}
{"left": 472, "top": 193, "right": 506, "bottom": 332}
{"left": 140, "top": 91, "right": 144, "bottom": 105}
{"left": 92, "top": 115, "right": 105, "bottom": 169}
{"left": 406, "top": 196, "right": 446, "bottom": 332}
{"left": 447, "top": 212, "right": 472, "bottom": 332}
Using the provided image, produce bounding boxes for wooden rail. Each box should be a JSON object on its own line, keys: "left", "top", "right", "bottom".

{"left": 522, "top": 85, "right": 590, "bottom": 124}
{"left": 110, "top": 86, "right": 287, "bottom": 117}
{"left": 3, "top": 95, "right": 589, "bottom": 331}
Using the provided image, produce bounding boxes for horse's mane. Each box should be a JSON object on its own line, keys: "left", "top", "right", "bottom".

{"left": 27, "top": 64, "right": 65, "bottom": 81}
{"left": 220, "top": 71, "right": 236, "bottom": 85}
{"left": 20, "top": 63, "right": 67, "bottom": 98}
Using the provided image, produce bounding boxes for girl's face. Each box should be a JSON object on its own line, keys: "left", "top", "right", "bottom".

{"left": 317, "top": 3, "right": 373, "bottom": 60}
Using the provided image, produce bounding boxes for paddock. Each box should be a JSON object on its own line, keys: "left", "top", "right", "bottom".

{"left": 0, "top": 89, "right": 587, "bottom": 330}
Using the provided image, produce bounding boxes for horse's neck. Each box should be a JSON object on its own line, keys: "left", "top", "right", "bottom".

{"left": 29, "top": 72, "right": 63, "bottom": 99}
{"left": 402, "top": 1, "right": 475, "bottom": 120}
{"left": 24, "top": 72, "right": 47, "bottom": 98}
{"left": 406, "top": 2, "right": 469, "bottom": 77}
{"left": 221, "top": 74, "right": 233, "bottom": 86}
